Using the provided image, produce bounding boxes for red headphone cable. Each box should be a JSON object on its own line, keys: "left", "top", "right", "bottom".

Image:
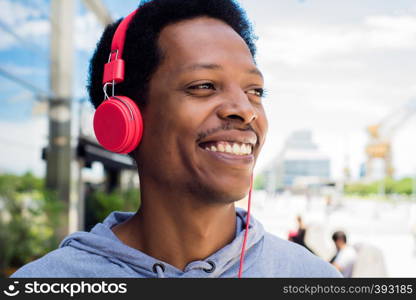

{"left": 237, "top": 174, "right": 253, "bottom": 278}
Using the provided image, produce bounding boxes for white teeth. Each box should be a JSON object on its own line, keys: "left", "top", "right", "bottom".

{"left": 241, "top": 144, "right": 247, "bottom": 154}
{"left": 243, "top": 145, "right": 249, "bottom": 155}
{"left": 205, "top": 142, "right": 253, "bottom": 155}
{"left": 233, "top": 143, "right": 240, "bottom": 153}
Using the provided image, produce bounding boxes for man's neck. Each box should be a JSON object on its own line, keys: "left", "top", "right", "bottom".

{"left": 111, "top": 180, "right": 237, "bottom": 271}
{"left": 337, "top": 243, "right": 347, "bottom": 251}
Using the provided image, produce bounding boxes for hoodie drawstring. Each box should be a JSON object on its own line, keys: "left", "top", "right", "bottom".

{"left": 201, "top": 260, "right": 216, "bottom": 273}
{"left": 152, "top": 263, "right": 166, "bottom": 278}
{"left": 152, "top": 260, "right": 216, "bottom": 277}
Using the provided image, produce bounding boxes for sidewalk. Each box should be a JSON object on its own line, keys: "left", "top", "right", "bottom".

{"left": 250, "top": 191, "right": 416, "bottom": 277}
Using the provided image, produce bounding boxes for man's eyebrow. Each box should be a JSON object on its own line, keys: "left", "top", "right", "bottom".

{"left": 182, "top": 63, "right": 222, "bottom": 72}
{"left": 248, "top": 67, "right": 264, "bottom": 79}
{"left": 181, "top": 63, "right": 263, "bottom": 79}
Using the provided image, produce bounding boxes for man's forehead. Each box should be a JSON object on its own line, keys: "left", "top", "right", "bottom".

{"left": 180, "top": 63, "right": 263, "bottom": 79}
{"left": 155, "top": 17, "right": 261, "bottom": 81}
{"left": 158, "top": 17, "right": 251, "bottom": 58}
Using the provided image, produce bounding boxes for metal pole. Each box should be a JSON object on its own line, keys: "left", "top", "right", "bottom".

{"left": 47, "top": 0, "right": 74, "bottom": 238}
{"left": 82, "top": 0, "right": 114, "bottom": 26}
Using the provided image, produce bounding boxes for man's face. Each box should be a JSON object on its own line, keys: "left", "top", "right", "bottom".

{"left": 136, "top": 17, "right": 268, "bottom": 203}
{"left": 335, "top": 240, "right": 345, "bottom": 251}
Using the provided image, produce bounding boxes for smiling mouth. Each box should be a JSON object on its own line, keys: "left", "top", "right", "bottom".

{"left": 199, "top": 141, "right": 253, "bottom": 156}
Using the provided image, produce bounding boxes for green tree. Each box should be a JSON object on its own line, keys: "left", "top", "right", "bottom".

{"left": 0, "top": 172, "right": 63, "bottom": 277}
{"left": 85, "top": 187, "right": 140, "bottom": 230}
{"left": 344, "top": 177, "right": 414, "bottom": 197}
{"left": 253, "top": 174, "right": 265, "bottom": 190}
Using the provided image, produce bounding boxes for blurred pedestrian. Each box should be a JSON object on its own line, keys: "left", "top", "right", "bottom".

{"left": 330, "top": 231, "right": 357, "bottom": 277}
{"left": 325, "top": 194, "right": 333, "bottom": 217}
{"left": 288, "top": 216, "right": 315, "bottom": 254}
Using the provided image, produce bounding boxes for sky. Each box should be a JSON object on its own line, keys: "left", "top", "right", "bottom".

{"left": 0, "top": 0, "right": 415, "bottom": 181}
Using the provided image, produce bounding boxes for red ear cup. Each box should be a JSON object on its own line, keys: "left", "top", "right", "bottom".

{"left": 95, "top": 10, "right": 142, "bottom": 154}
{"left": 93, "top": 96, "right": 143, "bottom": 154}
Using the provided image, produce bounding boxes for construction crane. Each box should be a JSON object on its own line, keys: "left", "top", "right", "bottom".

{"left": 365, "top": 98, "right": 416, "bottom": 179}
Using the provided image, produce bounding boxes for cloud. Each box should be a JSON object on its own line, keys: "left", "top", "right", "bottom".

{"left": 0, "top": 117, "right": 47, "bottom": 176}
{"left": 253, "top": 12, "right": 416, "bottom": 179}
{"left": 366, "top": 15, "right": 416, "bottom": 32}
{"left": 0, "top": 0, "right": 49, "bottom": 50}
{"left": 0, "top": 63, "right": 46, "bottom": 77}
{"left": 74, "top": 12, "right": 103, "bottom": 53}
{"left": 17, "top": 19, "right": 49, "bottom": 39}
{"left": 0, "top": 0, "right": 103, "bottom": 53}
{"left": 0, "top": 0, "right": 43, "bottom": 24}
{"left": 365, "top": 15, "right": 416, "bottom": 49}
{"left": 257, "top": 15, "right": 416, "bottom": 66}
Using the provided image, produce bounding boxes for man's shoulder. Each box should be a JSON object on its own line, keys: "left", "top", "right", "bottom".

{"left": 343, "top": 246, "right": 357, "bottom": 256}
{"left": 336, "top": 246, "right": 357, "bottom": 264}
{"left": 10, "top": 246, "right": 128, "bottom": 278}
{"left": 261, "top": 232, "right": 342, "bottom": 277}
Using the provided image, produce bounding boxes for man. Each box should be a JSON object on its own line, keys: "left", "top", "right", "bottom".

{"left": 12, "top": 0, "right": 340, "bottom": 278}
{"left": 330, "top": 231, "right": 357, "bottom": 278}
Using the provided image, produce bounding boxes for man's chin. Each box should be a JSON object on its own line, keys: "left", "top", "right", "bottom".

{"left": 214, "top": 175, "right": 251, "bottom": 198}
{"left": 206, "top": 185, "right": 250, "bottom": 205}
{"left": 186, "top": 172, "right": 251, "bottom": 204}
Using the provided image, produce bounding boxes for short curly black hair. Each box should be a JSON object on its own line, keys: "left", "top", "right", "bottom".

{"left": 87, "top": 0, "right": 257, "bottom": 110}
{"left": 332, "top": 231, "right": 347, "bottom": 243}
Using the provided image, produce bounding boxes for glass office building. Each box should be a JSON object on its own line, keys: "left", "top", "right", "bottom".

{"left": 265, "top": 130, "right": 331, "bottom": 191}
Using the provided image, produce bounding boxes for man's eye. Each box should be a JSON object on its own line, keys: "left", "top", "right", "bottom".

{"left": 188, "top": 83, "right": 215, "bottom": 90}
{"left": 246, "top": 88, "right": 265, "bottom": 97}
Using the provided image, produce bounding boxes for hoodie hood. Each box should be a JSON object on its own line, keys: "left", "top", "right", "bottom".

{"left": 59, "top": 208, "right": 265, "bottom": 278}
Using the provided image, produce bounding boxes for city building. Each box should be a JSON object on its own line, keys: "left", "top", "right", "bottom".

{"left": 264, "top": 130, "right": 331, "bottom": 192}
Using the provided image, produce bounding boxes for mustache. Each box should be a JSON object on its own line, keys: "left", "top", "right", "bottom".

{"left": 196, "top": 121, "right": 256, "bottom": 142}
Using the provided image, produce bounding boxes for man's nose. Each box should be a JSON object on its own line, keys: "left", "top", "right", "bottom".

{"left": 217, "top": 87, "right": 257, "bottom": 125}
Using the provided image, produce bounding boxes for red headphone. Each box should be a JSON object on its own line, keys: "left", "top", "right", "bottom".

{"left": 93, "top": 9, "right": 252, "bottom": 278}
{"left": 93, "top": 9, "right": 142, "bottom": 154}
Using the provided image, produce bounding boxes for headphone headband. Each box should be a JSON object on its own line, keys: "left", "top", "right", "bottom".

{"left": 102, "top": 9, "right": 138, "bottom": 85}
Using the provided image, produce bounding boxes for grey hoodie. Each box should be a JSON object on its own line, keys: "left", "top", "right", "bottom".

{"left": 12, "top": 208, "right": 341, "bottom": 278}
